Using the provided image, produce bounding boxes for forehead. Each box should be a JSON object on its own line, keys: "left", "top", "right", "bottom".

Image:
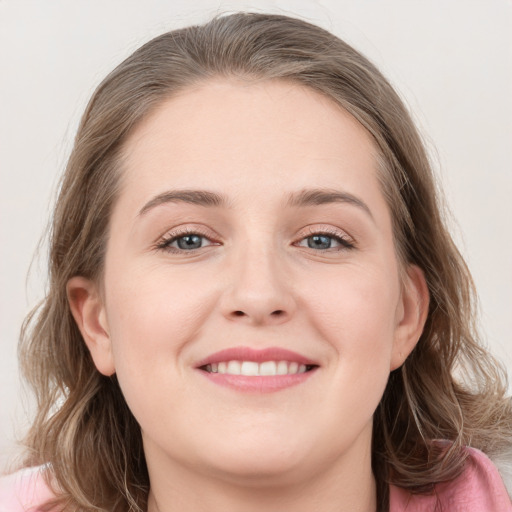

{"left": 118, "top": 79, "right": 383, "bottom": 211}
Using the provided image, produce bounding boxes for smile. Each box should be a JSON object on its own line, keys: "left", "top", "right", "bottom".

{"left": 202, "top": 360, "right": 315, "bottom": 376}
{"left": 196, "top": 346, "right": 319, "bottom": 393}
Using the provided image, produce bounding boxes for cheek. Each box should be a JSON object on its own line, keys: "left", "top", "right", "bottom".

{"left": 102, "top": 265, "right": 219, "bottom": 380}
{"left": 305, "top": 264, "right": 400, "bottom": 401}
{"left": 106, "top": 260, "right": 213, "bottom": 332}
{"left": 102, "top": 277, "right": 213, "bottom": 429}
{"left": 306, "top": 263, "right": 400, "bottom": 350}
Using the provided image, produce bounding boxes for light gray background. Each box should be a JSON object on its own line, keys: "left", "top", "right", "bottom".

{"left": 1, "top": 0, "right": 511, "bottom": 470}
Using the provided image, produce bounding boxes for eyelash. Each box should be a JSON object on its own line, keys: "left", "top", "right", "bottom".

{"left": 155, "top": 226, "right": 355, "bottom": 254}
{"left": 155, "top": 227, "right": 217, "bottom": 253}
{"left": 296, "top": 227, "right": 355, "bottom": 251}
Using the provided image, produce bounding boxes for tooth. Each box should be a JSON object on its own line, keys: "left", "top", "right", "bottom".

{"left": 288, "top": 362, "right": 299, "bottom": 374}
{"left": 276, "top": 361, "right": 288, "bottom": 375}
{"left": 209, "top": 360, "right": 310, "bottom": 376}
{"left": 227, "top": 360, "right": 241, "bottom": 375}
{"left": 259, "top": 361, "right": 277, "bottom": 376}
{"left": 240, "top": 361, "right": 259, "bottom": 376}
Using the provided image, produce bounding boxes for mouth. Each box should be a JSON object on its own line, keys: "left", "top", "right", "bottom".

{"left": 200, "top": 360, "right": 317, "bottom": 376}
{"left": 195, "top": 346, "right": 319, "bottom": 392}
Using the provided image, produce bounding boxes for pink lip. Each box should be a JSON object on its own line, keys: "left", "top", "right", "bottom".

{"left": 195, "top": 346, "right": 319, "bottom": 394}
{"left": 195, "top": 346, "right": 319, "bottom": 367}
{"left": 199, "top": 372, "right": 317, "bottom": 393}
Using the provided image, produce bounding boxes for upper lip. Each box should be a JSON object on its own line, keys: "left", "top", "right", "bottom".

{"left": 195, "top": 346, "right": 319, "bottom": 368}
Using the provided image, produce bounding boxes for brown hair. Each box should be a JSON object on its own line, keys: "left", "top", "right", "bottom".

{"left": 19, "top": 12, "right": 511, "bottom": 512}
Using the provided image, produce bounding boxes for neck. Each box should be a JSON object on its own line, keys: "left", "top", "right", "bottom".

{"left": 145, "top": 431, "right": 377, "bottom": 512}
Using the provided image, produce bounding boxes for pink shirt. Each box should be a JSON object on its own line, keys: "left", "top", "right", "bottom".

{"left": 0, "top": 466, "right": 54, "bottom": 512}
{"left": 389, "top": 447, "right": 512, "bottom": 511}
{"left": 1, "top": 448, "right": 510, "bottom": 511}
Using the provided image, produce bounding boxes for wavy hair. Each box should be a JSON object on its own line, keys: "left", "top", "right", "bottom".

{"left": 19, "top": 12, "right": 511, "bottom": 512}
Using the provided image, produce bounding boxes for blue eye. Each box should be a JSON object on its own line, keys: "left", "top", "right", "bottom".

{"left": 157, "top": 229, "right": 353, "bottom": 253}
{"left": 174, "top": 234, "right": 205, "bottom": 250}
{"left": 298, "top": 233, "right": 354, "bottom": 250}
{"left": 158, "top": 232, "right": 214, "bottom": 252}
{"left": 307, "top": 235, "right": 334, "bottom": 250}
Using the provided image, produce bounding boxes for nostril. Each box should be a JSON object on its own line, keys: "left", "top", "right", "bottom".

{"left": 228, "top": 309, "right": 288, "bottom": 323}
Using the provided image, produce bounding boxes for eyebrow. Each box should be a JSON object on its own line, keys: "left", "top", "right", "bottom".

{"left": 138, "top": 189, "right": 229, "bottom": 216}
{"left": 138, "top": 187, "right": 373, "bottom": 221}
{"left": 286, "top": 188, "right": 374, "bottom": 220}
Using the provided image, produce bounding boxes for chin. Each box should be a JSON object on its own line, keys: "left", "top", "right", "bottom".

{"left": 196, "top": 435, "right": 317, "bottom": 487}
{"left": 205, "top": 456, "right": 309, "bottom": 488}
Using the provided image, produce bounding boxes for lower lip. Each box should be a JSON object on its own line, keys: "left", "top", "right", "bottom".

{"left": 198, "top": 369, "right": 318, "bottom": 393}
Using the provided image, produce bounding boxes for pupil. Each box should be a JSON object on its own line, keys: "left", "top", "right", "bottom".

{"left": 308, "top": 235, "right": 331, "bottom": 249}
{"left": 177, "top": 235, "right": 202, "bottom": 250}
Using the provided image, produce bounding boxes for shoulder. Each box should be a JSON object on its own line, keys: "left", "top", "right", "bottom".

{"left": 0, "top": 466, "right": 54, "bottom": 512}
{"left": 389, "top": 446, "right": 512, "bottom": 512}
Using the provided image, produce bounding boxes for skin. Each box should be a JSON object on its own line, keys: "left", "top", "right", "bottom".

{"left": 68, "top": 80, "right": 429, "bottom": 512}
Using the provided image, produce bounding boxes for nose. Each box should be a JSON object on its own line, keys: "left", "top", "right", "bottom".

{"left": 220, "top": 245, "right": 296, "bottom": 326}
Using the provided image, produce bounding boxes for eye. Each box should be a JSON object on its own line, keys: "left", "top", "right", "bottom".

{"left": 296, "top": 230, "right": 355, "bottom": 251}
{"left": 172, "top": 234, "right": 209, "bottom": 250}
{"left": 156, "top": 229, "right": 218, "bottom": 253}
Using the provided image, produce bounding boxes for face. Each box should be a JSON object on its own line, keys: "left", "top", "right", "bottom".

{"left": 70, "top": 80, "right": 427, "bottom": 488}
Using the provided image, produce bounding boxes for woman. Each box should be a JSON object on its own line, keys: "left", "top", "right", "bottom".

{"left": 1, "top": 12, "right": 511, "bottom": 512}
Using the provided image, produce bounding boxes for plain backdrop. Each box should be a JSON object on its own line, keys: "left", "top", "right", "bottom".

{"left": 1, "top": 0, "right": 511, "bottom": 470}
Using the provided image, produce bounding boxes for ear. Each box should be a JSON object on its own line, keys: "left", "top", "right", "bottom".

{"left": 67, "top": 276, "right": 115, "bottom": 376}
{"left": 390, "top": 265, "right": 429, "bottom": 371}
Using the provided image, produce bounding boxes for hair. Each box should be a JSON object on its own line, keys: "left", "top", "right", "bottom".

{"left": 19, "top": 12, "right": 511, "bottom": 512}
